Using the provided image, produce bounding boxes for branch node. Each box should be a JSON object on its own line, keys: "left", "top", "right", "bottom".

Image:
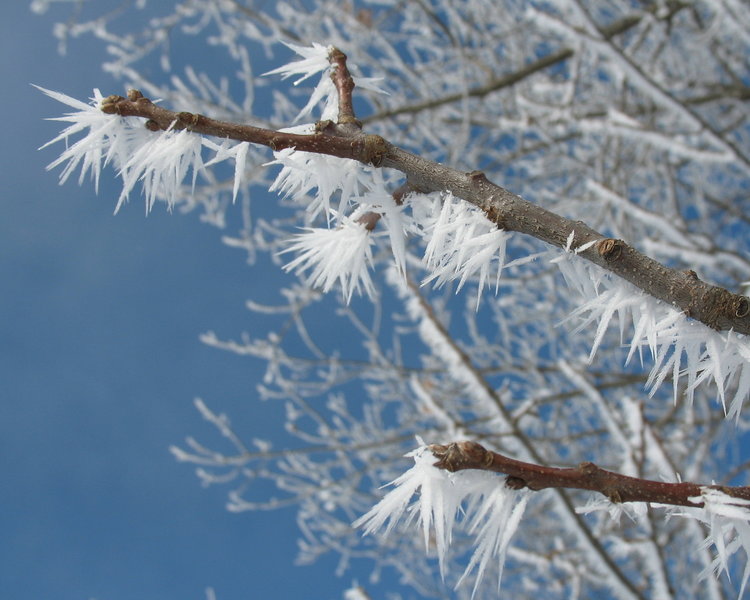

{"left": 145, "top": 119, "right": 161, "bottom": 132}
{"left": 177, "top": 111, "right": 200, "bottom": 128}
{"left": 684, "top": 269, "right": 699, "bottom": 280}
{"left": 481, "top": 196, "right": 507, "bottom": 230}
{"left": 736, "top": 296, "right": 750, "bottom": 318}
{"left": 315, "top": 119, "right": 336, "bottom": 134}
{"left": 597, "top": 238, "right": 623, "bottom": 262}
{"left": 467, "top": 170, "right": 489, "bottom": 186}
{"left": 362, "top": 134, "right": 388, "bottom": 167}
{"left": 429, "top": 443, "right": 463, "bottom": 472}
{"left": 127, "top": 89, "right": 144, "bottom": 101}
{"left": 696, "top": 287, "right": 750, "bottom": 329}
{"left": 429, "top": 441, "right": 490, "bottom": 472}
{"left": 357, "top": 211, "right": 380, "bottom": 231}
{"left": 100, "top": 94, "right": 125, "bottom": 114}
{"left": 505, "top": 475, "right": 527, "bottom": 490}
{"left": 577, "top": 461, "right": 598, "bottom": 475}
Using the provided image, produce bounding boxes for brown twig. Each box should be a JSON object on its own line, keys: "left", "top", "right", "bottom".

{"left": 430, "top": 440, "right": 750, "bottom": 508}
{"left": 328, "top": 47, "right": 360, "bottom": 127}
{"left": 100, "top": 89, "right": 388, "bottom": 166}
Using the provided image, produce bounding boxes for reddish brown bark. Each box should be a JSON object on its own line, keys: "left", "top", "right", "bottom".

{"left": 430, "top": 441, "right": 750, "bottom": 508}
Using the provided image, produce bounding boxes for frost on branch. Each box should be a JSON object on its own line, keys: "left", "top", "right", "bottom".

{"left": 38, "top": 87, "right": 252, "bottom": 214}
{"left": 263, "top": 42, "right": 386, "bottom": 122}
{"left": 416, "top": 193, "right": 510, "bottom": 307}
{"left": 263, "top": 42, "right": 338, "bottom": 121}
{"left": 354, "top": 444, "right": 529, "bottom": 597}
{"left": 117, "top": 125, "right": 205, "bottom": 212}
{"left": 553, "top": 233, "right": 750, "bottom": 417}
{"left": 266, "top": 142, "right": 369, "bottom": 222}
{"left": 268, "top": 146, "right": 407, "bottom": 300}
{"left": 281, "top": 213, "right": 375, "bottom": 303}
{"left": 36, "top": 86, "right": 135, "bottom": 194}
{"left": 673, "top": 489, "right": 750, "bottom": 597}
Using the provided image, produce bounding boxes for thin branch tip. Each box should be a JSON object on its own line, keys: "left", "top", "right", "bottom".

{"left": 328, "top": 45, "right": 359, "bottom": 126}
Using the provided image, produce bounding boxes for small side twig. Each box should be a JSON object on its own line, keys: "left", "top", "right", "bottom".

{"left": 328, "top": 47, "right": 360, "bottom": 127}
{"left": 430, "top": 440, "right": 750, "bottom": 508}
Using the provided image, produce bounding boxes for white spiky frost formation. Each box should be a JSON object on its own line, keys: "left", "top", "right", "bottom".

{"left": 354, "top": 443, "right": 529, "bottom": 598}
{"left": 281, "top": 213, "right": 376, "bottom": 303}
{"left": 553, "top": 231, "right": 750, "bottom": 418}
{"left": 419, "top": 192, "right": 510, "bottom": 308}
{"left": 36, "top": 85, "right": 252, "bottom": 213}
{"left": 673, "top": 489, "right": 750, "bottom": 598}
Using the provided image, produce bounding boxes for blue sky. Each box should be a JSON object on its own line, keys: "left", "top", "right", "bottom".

{"left": 1, "top": 5, "right": 369, "bottom": 599}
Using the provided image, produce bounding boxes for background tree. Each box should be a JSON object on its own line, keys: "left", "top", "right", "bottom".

{"left": 36, "top": 0, "right": 750, "bottom": 598}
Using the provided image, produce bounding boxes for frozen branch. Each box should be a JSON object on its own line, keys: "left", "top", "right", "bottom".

{"left": 360, "top": 6, "right": 682, "bottom": 126}
{"left": 98, "top": 84, "right": 750, "bottom": 335}
{"left": 430, "top": 440, "right": 750, "bottom": 508}
{"left": 99, "top": 89, "right": 387, "bottom": 166}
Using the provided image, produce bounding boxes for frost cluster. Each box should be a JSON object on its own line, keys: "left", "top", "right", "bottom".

{"left": 674, "top": 489, "right": 750, "bottom": 598}
{"left": 354, "top": 444, "right": 529, "bottom": 598}
{"left": 554, "top": 232, "right": 750, "bottom": 418}
{"left": 37, "top": 86, "right": 252, "bottom": 213}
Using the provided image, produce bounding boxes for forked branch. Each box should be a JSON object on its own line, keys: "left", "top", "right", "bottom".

{"left": 97, "top": 46, "right": 750, "bottom": 335}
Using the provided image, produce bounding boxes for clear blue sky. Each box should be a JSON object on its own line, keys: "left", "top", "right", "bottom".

{"left": 1, "top": 5, "right": 373, "bottom": 599}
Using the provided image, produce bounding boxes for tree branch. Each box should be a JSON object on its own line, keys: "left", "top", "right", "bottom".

{"left": 381, "top": 151, "right": 750, "bottom": 334}
{"left": 100, "top": 89, "right": 387, "bottom": 165}
{"left": 361, "top": 7, "right": 672, "bottom": 126}
{"left": 430, "top": 440, "right": 750, "bottom": 508}
{"left": 98, "top": 76, "right": 750, "bottom": 335}
{"left": 328, "top": 47, "right": 359, "bottom": 127}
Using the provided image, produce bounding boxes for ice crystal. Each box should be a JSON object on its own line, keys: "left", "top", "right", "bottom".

{"left": 267, "top": 144, "right": 367, "bottom": 223}
{"left": 37, "top": 86, "right": 135, "bottom": 193}
{"left": 554, "top": 237, "right": 750, "bottom": 417}
{"left": 419, "top": 193, "right": 509, "bottom": 307}
{"left": 354, "top": 444, "right": 528, "bottom": 597}
{"left": 263, "top": 42, "right": 338, "bottom": 121}
{"left": 281, "top": 213, "right": 375, "bottom": 302}
{"left": 203, "top": 138, "right": 250, "bottom": 203}
{"left": 117, "top": 124, "right": 205, "bottom": 212}
{"left": 359, "top": 170, "right": 408, "bottom": 276}
{"left": 674, "top": 489, "right": 750, "bottom": 598}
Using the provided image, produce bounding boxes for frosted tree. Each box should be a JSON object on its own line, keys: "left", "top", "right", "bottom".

{"left": 36, "top": 1, "right": 750, "bottom": 598}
